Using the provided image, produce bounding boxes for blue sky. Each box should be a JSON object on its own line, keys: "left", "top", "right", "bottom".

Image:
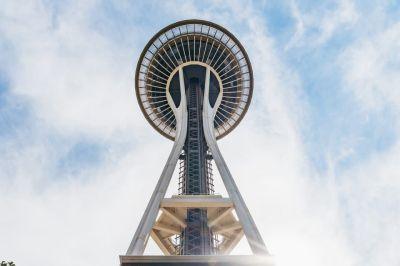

{"left": 1, "top": 1, "right": 400, "bottom": 266}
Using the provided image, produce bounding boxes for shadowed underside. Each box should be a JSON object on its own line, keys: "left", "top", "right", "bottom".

{"left": 136, "top": 19, "right": 253, "bottom": 140}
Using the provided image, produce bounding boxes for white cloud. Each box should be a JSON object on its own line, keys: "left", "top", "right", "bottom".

{"left": 336, "top": 16, "right": 400, "bottom": 265}
{"left": 340, "top": 21, "right": 400, "bottom": 111}
{"left": 0, "top": 1, "right": 145, "bottom": 139}
{"left": 286, "top": 0, "right": 358, "bottom": 49}
{"left": 337, "top": 142, "right": 400, "bottom": 265}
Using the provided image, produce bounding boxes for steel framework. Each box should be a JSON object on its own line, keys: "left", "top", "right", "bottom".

{"left": 122, "top": 19, "right": 272, "bottom": 265}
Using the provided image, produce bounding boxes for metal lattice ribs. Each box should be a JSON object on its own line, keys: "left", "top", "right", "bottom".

{"left": 136, "top": 20, "right": 253, "bottom": 140}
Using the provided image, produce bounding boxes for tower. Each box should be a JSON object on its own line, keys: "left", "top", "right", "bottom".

{"left": 121, "top": 20, "right": 273, "bottom": 265}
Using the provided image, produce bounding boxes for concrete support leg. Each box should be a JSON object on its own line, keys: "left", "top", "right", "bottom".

{"left": 126, "top": 69, "right": 188, "bottom": 255}
{"left": 202, "top": 66, "right": 269, "bottom": 255}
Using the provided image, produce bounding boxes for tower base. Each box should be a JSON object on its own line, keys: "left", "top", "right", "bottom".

{"left": 120, "top": 255, "right": 274, "bottom": 266}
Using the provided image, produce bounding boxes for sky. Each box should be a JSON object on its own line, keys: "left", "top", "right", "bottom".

{"left": 0, "top": 0, "right": 400, "bottom": 265}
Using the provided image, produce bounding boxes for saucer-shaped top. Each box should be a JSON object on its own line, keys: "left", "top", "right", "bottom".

{"left": 135, "top": 19, "right": 253, "bottom": 140}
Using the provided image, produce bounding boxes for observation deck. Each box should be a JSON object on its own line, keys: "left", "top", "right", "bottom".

{"left": 136, "top": 19, "right": 253, "bottom": 140}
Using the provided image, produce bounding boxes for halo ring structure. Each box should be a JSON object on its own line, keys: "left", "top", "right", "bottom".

{"left": 135, "top": 19, "right": 253, "bottom": 140}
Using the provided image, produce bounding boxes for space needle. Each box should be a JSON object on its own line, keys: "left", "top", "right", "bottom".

{"left": 120, "top": 19, "right": 273, "bottom": 265}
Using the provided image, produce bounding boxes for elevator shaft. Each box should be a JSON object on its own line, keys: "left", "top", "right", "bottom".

{"left": 181, "top": 77, "right": 213, "bottom": 255}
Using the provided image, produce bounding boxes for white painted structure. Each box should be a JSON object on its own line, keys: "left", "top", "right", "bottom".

{"left": 123, "top": 20, "right": 272, "bottom": 264}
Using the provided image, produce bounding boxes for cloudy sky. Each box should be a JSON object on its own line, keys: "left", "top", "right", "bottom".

{"left": 1, "top": 1, "right": 399, "bottom": 265}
